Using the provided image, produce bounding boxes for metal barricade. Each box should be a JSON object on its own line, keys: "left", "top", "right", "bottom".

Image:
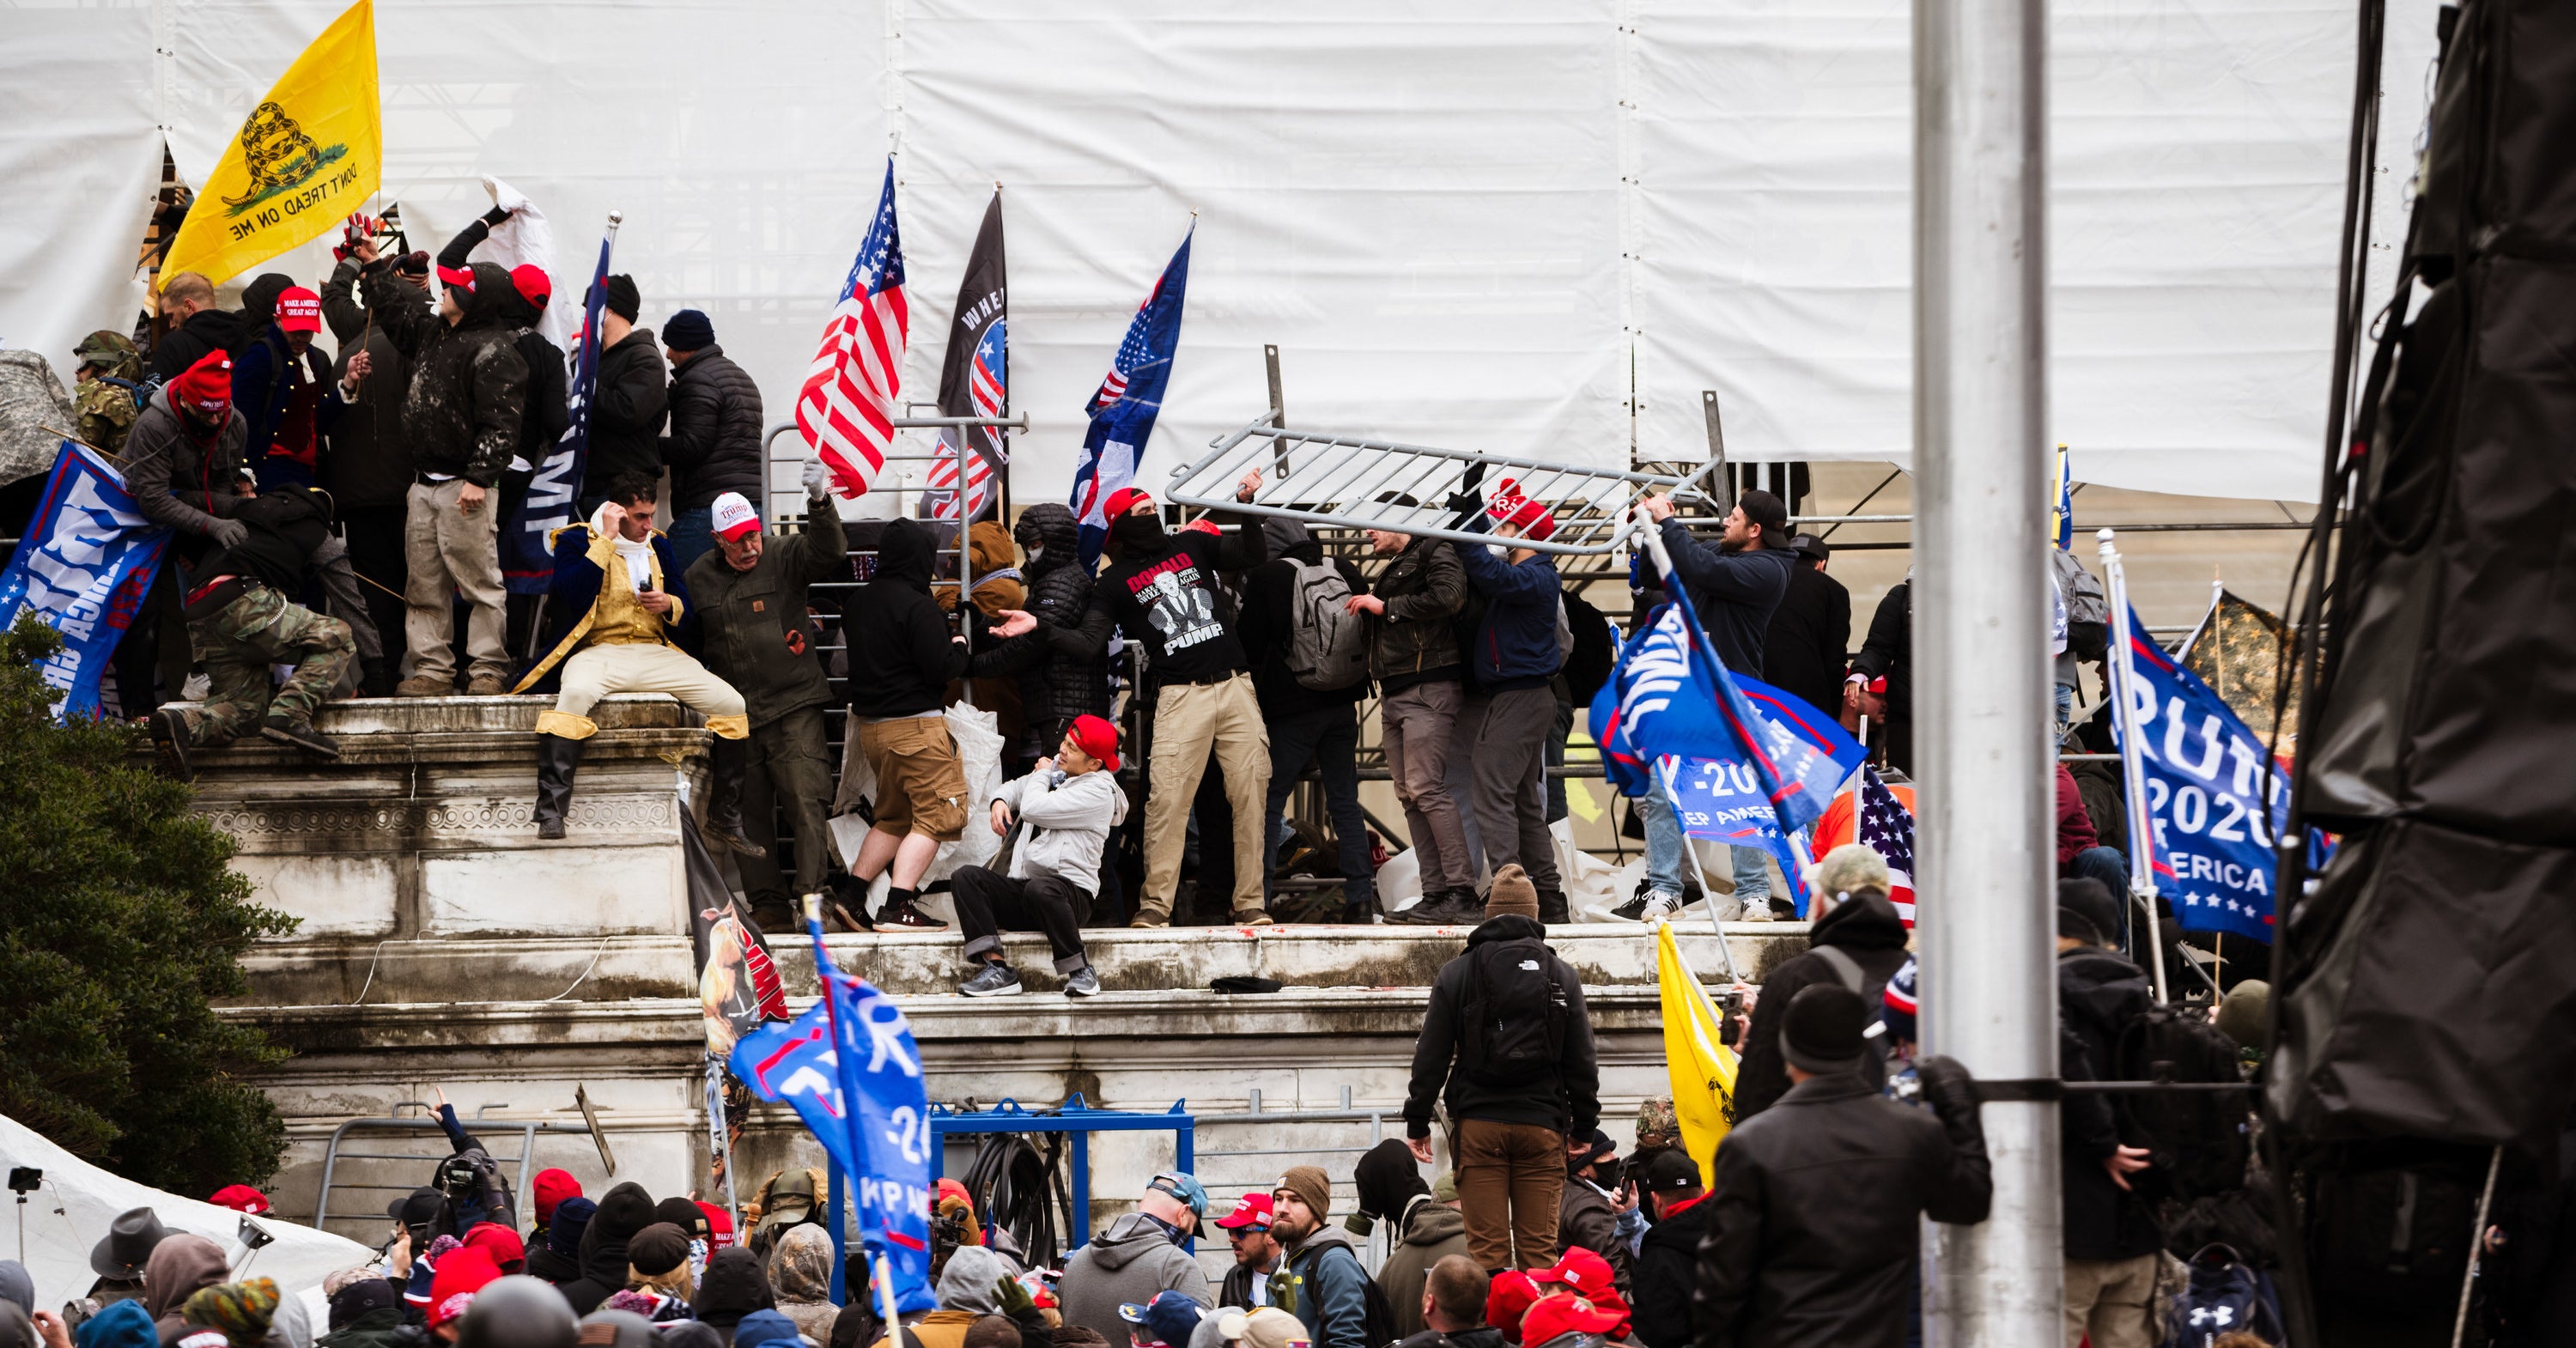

{"left": 1167, "top": 412, "right": 1725, "bottom": 557}
{"left": 312, "top": 1106, "right": 598, "bottom": 1242}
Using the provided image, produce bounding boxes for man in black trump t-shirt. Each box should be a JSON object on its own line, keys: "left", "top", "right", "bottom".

{"left": 1046, "top": 471, "right": 1268, "bottom": 926}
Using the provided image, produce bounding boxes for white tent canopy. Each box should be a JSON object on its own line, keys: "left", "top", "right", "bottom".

{"left": 0, "top": 1112, "right": 371, "bottom": 1312}
{"left": 0, "top": 0, "right": 2438, "bottom": 505}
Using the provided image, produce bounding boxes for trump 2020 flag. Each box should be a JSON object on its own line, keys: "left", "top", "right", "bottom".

{"left": 501, "top": 220, "right": 615, "bottom": 594}
{"left": 927, "top": 191, "right": 1006, "bottom": 521}
{"left": 2110, "top": 608, "right": 2290, "bottom": 943}
{"left": 1591, "top": 586, "right": 1862, "bottom": 838}
{"left": 800, "top": 161, "right": 908, "bottom": 501}
{"left": 731, "top": 917, "right": 935, "bottom": 1314}
{"left": 1072, "top": 226, "right": 1193, "bottom": 564}
{"left": 0, "top": 444, "right": 172, "bottom": 719}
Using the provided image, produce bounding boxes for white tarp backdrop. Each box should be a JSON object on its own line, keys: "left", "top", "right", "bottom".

{"left": 1, "top": 0, "right": 2439, "bottom": 505}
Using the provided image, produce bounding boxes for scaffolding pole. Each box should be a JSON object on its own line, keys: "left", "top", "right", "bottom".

{"left": 1914, "top": 0, "right": 2063, "bottom": 1344}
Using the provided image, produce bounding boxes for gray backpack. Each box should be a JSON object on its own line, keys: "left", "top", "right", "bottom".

{"left": 1285, "top": 557, "right": 1370, "bottom": 690}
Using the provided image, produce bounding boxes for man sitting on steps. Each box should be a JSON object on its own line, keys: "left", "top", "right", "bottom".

{"left": 510, "top": 471, "right": 764, "bottom": 851}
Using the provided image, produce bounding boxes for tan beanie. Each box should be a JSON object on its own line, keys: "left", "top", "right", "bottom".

{"left": 1273, "top": 1165, "right": 1332, "bottom": 1221}
{"left": 1485, "top": 864, "right": 1540, "bottom": 920}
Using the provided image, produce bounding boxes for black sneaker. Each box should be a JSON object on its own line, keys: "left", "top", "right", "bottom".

{"left": 259, "top": 713, "right": 341, "bottom": 759}
{"left": 150, "top": 707, "right": 196, "bottom": 781}
{"left": 1394, "top": 889, "right": 1483, "bottom": 926}
{"left": 958, "top": 962, "right": 1023, "bottom": 997}
{"left": 878, "top": 896, "right": 948, "bottom": 930}
{"left": 1064, "top": 966, "right": 1103, "bottom": 998}
{"left": 1610, "top": 892, "right": 1650, "bottom": 921}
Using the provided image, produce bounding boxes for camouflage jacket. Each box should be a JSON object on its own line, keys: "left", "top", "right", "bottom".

{"left": 75, "top": 377, "right": 143, "bottom": 456}
{"left": 360, "top": 258, "right": 526, "bottom": 487}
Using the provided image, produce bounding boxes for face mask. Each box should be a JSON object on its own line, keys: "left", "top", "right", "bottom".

{"left": 1111, "top": 513, "right": 1166, "bottom": 555}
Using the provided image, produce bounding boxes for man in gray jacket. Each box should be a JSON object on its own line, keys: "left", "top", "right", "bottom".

{"left": 1059, "top": 1171, "right": 1214, "bottom": 1347}
{"left": 948, "top": 714, "right": 1127, "bottom": 999}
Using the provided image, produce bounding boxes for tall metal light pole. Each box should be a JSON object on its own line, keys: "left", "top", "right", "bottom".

{"left": 1912, "top": 0, "right": 2062, "bottom": 1343}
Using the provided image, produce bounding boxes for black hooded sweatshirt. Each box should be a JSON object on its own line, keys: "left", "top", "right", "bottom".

{"left": 1403, "top": 914, "right": 1601, "bottom": 1140}
{"left": 2058, "top": 945, "right": 2164, "bottom": 1261}
{"left": 148, "top": 307, "right": 249, "bottom": 382}
{"left": 969, "top": 501, "right": 1108, "bottom": 755}
{"left": 1731, "top": 891, "right": 1913, "bottom": 1121}
{"left": 846, "top": 518, "right": 968, "bottom": 719}
{"left": 561, "top": 1181, "right": 654, "bottom": 1315}
{"left": 1059, "top": 511, "right": 1267, "bottom": 686}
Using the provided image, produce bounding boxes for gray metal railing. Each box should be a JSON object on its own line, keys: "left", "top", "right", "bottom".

{"left": 313, "top": 1106, "right": 598, "bottom": 1242}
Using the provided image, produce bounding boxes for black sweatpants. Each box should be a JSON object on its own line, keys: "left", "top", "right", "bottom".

{"left": 951, "top": 866, "right": 1091, "bottom": 974}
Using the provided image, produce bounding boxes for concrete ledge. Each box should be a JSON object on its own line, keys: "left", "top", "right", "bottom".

{"left": 231, "top": 920, "right": 1808, "bottom": 1005}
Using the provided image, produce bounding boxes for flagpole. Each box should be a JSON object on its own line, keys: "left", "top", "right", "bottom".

{"left": 1651, "top": 754, "right": 1747, "bottom": 989}
{"left": 2095, "top": 529, "right": 2171, "bottom": 1003}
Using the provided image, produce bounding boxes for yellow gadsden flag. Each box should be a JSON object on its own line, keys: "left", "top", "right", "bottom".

{"left": 1655, "top": 920, "right": 1739, "bottom": 1187}
{"left": 161, "top": 0, "right": 380, "bottom": 288}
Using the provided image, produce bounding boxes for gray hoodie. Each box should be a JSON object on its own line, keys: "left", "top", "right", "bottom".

{"left": 936, "top": 1246, "right": 1020, "bottom": 1313}
{"left": 993, "top": 766, "right": 1128, "bottom": 896}
{"left": 1057, "top": 1213, "right": 1212, "bottom": 1348}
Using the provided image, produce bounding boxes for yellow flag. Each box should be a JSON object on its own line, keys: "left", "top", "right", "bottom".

{"left": 1655, "top": 921, "right": 1738, "bottom": 1187}
{"left": 161, "top": 0, "right": 380, "bottom": 289}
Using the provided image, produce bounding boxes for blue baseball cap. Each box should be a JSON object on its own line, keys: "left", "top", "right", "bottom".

{"left": 1120, "top": 1291, "right": 1206, "bottom": 1348}
{"left": 1145, "top": 1169, "right": 1207, "bottom": 1219}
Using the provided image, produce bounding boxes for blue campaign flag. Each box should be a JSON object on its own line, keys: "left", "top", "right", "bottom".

{"left": 1071, "top": 227, "right": 1192, "bottom": 566}
{"left": 1590, "top": 590, "right": 1863, "bottom": 836}
{"left": 1656, "top": 755, "right": 1819, "bottom": 915}
{"left": 0, "top": 444, "right": 171, "bottom": 719}
{"left": 730, "top": 936, "right": 936, "bottom": 1313}
{"left": 501, "top": 225, "right": 617, "bottom": 594}
{"left": 2111, "top": 609, "right": 2292, "bottom": 943}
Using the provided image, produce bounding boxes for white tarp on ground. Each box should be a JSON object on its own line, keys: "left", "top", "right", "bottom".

{"left": 0, "top": 0, "right": 2437, "bottom": 504}
{"left": 0, "top": 1111, "right": 372, "bottom": 1312}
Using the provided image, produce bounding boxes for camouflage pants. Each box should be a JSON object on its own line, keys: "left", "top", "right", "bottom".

{"left": 186, "top": 586, "right": 354, "bottom": 743}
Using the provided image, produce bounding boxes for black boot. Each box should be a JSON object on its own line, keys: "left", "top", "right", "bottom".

{"left": 704, "top": 735, "right": 769, "bottom": 858}
{"left": 361, "top": 657, "right": 396, "bottom": 698}
{"left": 1537, "top": 887, "right": 1571, "bottom": 926}
{"left": 533, "top": 732, "right": 586, "bottom": 839}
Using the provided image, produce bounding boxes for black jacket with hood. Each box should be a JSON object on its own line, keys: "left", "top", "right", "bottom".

{"left": 1631, "top": 1192, "right": 1711, "bottom": 1348}
{"left": 1650, "top": 519, "right": 1795, "bottom": 678}
{"left": 846, "top": 518, "right": 967, "bottom": 719}
{"left": 662, "top": 345, "right": 765, "bottom": 510}
{"left": 1693, "top": 1073, "right": 1991, "bottom": 1348}
{"left": 560, "top": 1181, "right": 653, "bottom": 1315}
{"left": 1403, "top": 914, "right": 1601, "bottom": 1141}
{"left": 2058, "top": 944, "right": 2164, "bottom": 1262}
{"left": 1057, "top": 510, "right": 1267, "bottom": 686}
{"left": 1367, "top": 535, "right": 1467, "bottom": 692}
{"left": 361, "top": 259, "right": 529, "bottom": 486}
{"left": 148, "top": 307, "right": 249, "bottom": 383}
{"left": 192, "top": 485, "right": 334, "bottom": 595}
{"left": 433, "top": 209, "right": 569, "bottom": 473}
{"left": 969, "top": 502, "right": 1108, "bottom": 755}
{"left": 319, "top": 258, "right": 417, "bottom": 508}
{"left": 1732, "top": 892, "right": 1912, "bottom": 1121}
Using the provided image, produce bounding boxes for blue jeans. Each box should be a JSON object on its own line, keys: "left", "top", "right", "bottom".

{"left": 1636, "top": 789, "right": 1772, "bottom": 908}
{"left": 1639, "top": 789, "right": 1685, "bottom": 897}
{"left": 2054, "top": 679, "right": 2075, "bottom": 739}
{"left": 664, "top": 505, "right": 717, "bottom": 578}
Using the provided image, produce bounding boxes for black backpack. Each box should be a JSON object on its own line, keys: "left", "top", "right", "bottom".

{"left": 2114, "top": 1004, "right": 2251, "bottom": 1201}
{"left": 1281, "top": 1243, "right": 1402, "bottom": 1348}
{"left": 1456, "top": 938, "right": 1570, "bottom": 1087}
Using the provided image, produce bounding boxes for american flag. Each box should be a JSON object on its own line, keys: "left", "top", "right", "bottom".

{"left": 798, "top": 161, "right": 908, "bottom": 499}
{"left": 927, "top": 319, "right": 1005, "bottom": 519}
{"left": 1855, "top": 767, "right": 1917, "bottom": 926}
{"left": 1072, "top": 228, "right": 1192, "bottom": 562}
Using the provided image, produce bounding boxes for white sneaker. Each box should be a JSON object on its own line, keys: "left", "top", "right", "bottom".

{"left": 1640, "top": 891, "right": 1683, "bottom": 922}
{"left": 1736, "top": 902, "right": 1775, "bottom": 922}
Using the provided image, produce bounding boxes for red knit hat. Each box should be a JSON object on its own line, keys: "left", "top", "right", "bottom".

{"left": 1066, "top": 713, "right": 1121, "bottom": 774}
{"left": 274, "top": 288, "right": 321, "bottom": 334}
{"left": 1102, "top": 487, "right": 1153, "bottom": 519}
{"left": 1485, "top": 477, "right": 1554, "bottom": 542}
{"left": 532, "top": 1169, "right": 580, "bottom": 1224}
{"left": 1519, "top": 1293, "right": 1622, "bottom": 1346}
{"left": 426, "top": 1247, "right": 501, "bottom": 1328}
{"left": 207, "top": 1185, "right": 269, "bottom": 1215}
{"left": 171, "top": 351, "right": 233, "bottom": 417}
{"left": 509, "top": 264, "right": 551, "bottom": 310}
{"left": 459, "top": 1221, "right": 525, "bottom": 1274}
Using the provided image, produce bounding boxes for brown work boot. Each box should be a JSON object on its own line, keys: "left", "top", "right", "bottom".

{"left": 464, "top": 673, "right": 509, "bottom": 695}
{"left": 395, "top": 674, "right": 453, "bottom": 697}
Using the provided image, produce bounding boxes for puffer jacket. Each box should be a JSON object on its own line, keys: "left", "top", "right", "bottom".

{"left": 362, "top": 259, "right": 528, "bottom": 486}
{"left": 588, "top": 327, "right": 668, "bottom": 487}
{"left": 970, "top": 502, "right": 1108, "bottom": 756}
{"left": 122, "top": 383, "right": 248, "bottom": 548}
{"left": 662, "top": 345, "right": 765, "bottom": 510}
{"left": 1368, "top": 536, "right": 1467, "bottom": 689}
